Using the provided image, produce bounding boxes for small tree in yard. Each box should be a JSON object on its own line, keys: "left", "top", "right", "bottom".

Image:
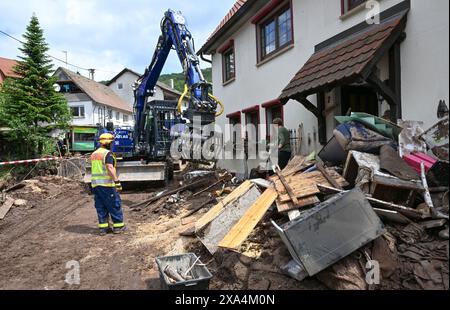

{"left": 0, "top": 15, "right": 71, "bottom": 158}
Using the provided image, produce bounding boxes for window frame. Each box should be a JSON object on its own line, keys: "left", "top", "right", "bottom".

{"left": 242, "top": 105, "right": 261, "bottom": 142}
{"left": 115, "top": 111, "right": 120, "bottom": 121}
{"left": 263, "top": 99, "right": 284, "bottom": 141}
{"left": 257, "top": 2, "right": 294, "bottom": 62}
{"left": 117, "top": 83, "right": 124, "bottom": 90}
{"left": 123, "top": 114, "right": 129, "bottom": 123}
{"left": 226, "top": 111, "right": 242, "bottom": 153}
{"left": 222, "top": 45, "right": 236, "bottom": 84}
{"left": 70, "top": 106, "right": 85, "bottom": 119}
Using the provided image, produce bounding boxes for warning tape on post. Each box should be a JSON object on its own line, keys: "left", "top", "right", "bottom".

{"left": 0, "top": 157, "right": 60, "bottom": 167}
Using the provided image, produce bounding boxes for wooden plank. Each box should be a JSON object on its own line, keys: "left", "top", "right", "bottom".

{"left": 317, "top": 162, "right": 343, "bottom": 189}
{"left": 275, "top": 169, "right": 300, "bottom": 207}
{"left": 195, "top": 181, "right": 253, "bottom": 232}
{"left": 0, "top": 197, "right": 14, "bottom": 220}
{"left": 276, "top": 195, "right": 320, "bottom": 213}
{"left": 218, "top": 188, "right": 278, "bottom": 251}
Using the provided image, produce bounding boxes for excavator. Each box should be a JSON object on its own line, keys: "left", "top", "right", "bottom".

{"left": 85, "top": 9, "right": 224, "bottom": 185}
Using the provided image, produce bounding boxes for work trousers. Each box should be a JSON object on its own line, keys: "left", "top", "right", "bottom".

{"left": 278, "top": 150, "right": 292, "bottom": 170}
{"left": 92, "top": 186, "right": 125, "bottom": 228}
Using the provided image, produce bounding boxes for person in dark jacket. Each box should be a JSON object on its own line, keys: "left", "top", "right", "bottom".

{"left": 273, "top": 118, "right": 291, "bottom": 170}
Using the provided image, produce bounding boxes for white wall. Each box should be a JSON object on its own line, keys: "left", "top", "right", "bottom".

{"left": 108, "top": 71, "right": 165, "bottom": 110}
{"left": 211, "top": 0, "right": 449, "bottom": 173}
{"left": 68, "top": 101, "right": 94, "bottom": 126}
{"left": 91, "top": 104, "right": 133, "bottom": 128}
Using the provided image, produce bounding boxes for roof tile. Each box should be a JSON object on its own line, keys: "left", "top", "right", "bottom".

{"left": 280, "top": 14, "right": 407, "bottom": 100}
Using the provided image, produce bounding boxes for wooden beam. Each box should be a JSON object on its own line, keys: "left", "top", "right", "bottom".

{"left": 275, "top": 169, "right": 300, "bottom": 207}
{"left": 218, "top": 187, "right": 278, "bottom": 251}
{"left": 317, "top": 92, "right": 327, "bottom": 145}
{"left": 360, "top": 18, "right": 408, "bottom": 80}
{"left": 316, "top": 162, "right": 343, "bottom": 190}
{"left": 295, "top": 96, "right": 319, "bottom": 118}
{"left": 0, "top": 197, "right": 14, "bottom": 220}
{"left": 389, "top": 40, "right": 402, "bottom": 120}
{"left": 367, "top": 72, "right": 399, "bottom": 108}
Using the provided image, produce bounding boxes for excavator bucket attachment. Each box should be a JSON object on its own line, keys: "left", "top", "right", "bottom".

{"left": 84, "top": 161, "right": 167, "bottom": 183}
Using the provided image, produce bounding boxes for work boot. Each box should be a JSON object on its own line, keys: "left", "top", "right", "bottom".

{"left": 113, "top": 226, "right": 127, "bottom": 234}
{"left": 99, "top": 228, "right": 109, "bottom": 236}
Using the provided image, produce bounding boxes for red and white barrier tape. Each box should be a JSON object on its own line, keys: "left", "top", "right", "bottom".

{"left": 0, "top": 157, "right": 59, "bottom": 167}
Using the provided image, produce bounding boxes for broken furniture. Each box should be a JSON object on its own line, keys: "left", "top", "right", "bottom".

{"left": 155, "top": 253, "right": 212, "bottom": 290}
{"left": 272, "top": 189, "right": 386, "bottom": 282}
{"left": 419, "top": 117, "right": 449, "bottom": 161}
{"left": 344, "top": 150, "right": 423, "bottom": 207}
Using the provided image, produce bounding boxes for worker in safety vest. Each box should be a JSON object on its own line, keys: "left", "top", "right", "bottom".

{"left": 90, "top": 133, "right": 126, "bottom": 235}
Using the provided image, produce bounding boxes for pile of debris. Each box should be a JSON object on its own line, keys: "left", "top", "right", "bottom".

{"left": 181, "top": 113, "right": 448, "bottom": 290}
{"left": 1, "top": 176, "right": 79, "bottom": 220}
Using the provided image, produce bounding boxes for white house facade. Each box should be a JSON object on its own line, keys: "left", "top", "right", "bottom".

{"left": 54, "top": 67, "right": 134, "bottom": 152}
{"left": 199, "top": 0, "right": 449, "bottom": 173}
{"left": 107, "top": 68, "right": 183, "bottom": 110}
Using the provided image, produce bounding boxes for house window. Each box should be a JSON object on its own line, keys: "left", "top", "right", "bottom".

{"left": 222, "top": 46, "right": 236, "bottom": 83}
{"left": 116, "top": 111, "right": 120, "bottom": 121}
{"left": 123, "top": 115, "right": 129, "bottom": 123}
{"left": 118, "top": 83, "right": 123, "bottom": 90}
{"left": 108, "top": 109, "right": 113, "bottom": 120}
{"left": 71, "top": 106, "right": 85, "bottom": 118}
{"left": 259, "top": 4, "right": 293, "bottom": 60}
{"left": 243, "top": 106, "right": 260, "bottom": 142}
{"left": 263, "top": 100, "right": 284, "bottom": 141}
{"left": 341, "top": 0, "right": 367, "bottom": 14}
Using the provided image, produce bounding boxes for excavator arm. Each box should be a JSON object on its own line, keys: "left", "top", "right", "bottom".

{"left": 134, "top": 9, "right": 223, "bottom": 154}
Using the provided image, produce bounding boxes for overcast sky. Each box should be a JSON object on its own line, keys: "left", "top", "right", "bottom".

{"left": 0, "top": 0, "right": 236, "bottom": 81}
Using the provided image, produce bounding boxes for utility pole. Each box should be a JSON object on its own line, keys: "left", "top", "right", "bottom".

{"left": 62, "top": 51, "right": 68, "bottom": 68}
{"left": 88, "top": 69, "right": 95, "bottom": 80}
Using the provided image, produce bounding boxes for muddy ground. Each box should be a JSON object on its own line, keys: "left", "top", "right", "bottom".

{"left": 0, "top": 176, "right": 324, "bottom": 290}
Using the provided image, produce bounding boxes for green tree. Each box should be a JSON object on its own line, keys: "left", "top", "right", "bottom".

{"left": 0, "top": 15, "right": 71, "bottom": 157}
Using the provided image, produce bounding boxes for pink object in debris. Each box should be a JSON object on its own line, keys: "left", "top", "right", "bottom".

{"left": 403, "top": 153, "right": 437, "bottom": 174}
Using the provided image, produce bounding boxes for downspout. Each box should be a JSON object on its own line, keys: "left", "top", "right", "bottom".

{"left": 200, "top": 52, "right": 212, "bottom": 64}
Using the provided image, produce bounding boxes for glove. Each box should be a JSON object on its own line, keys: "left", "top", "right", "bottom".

{"left": 115, "top": 181, "right": 123, "bottom": 192}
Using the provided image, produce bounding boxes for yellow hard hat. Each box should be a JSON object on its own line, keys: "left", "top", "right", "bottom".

{"left": 99, "top": 133, "right": 114, "bottom": 145}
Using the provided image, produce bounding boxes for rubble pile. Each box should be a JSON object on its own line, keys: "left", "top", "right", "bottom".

{"left": 1, "top": 176, "right": 80, "bottom": 219}
{"left": 176, "top": 113, "right": 448, "bottom": 290}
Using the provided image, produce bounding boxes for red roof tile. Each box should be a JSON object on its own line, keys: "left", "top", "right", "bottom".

{"left": 0, "top": 57, "right": 21, "bottom": 81}
{"left": 280, "top": 14, "right": 407, "bottom": 101}
{"left": 208, "top": 0, "right": 248, "bottom": 41}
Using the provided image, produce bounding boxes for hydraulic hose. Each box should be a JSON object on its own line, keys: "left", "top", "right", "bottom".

{"left": 209, "top": 93, "right": 224, "bottom": 117}
{"left": 177, "top": 84, "right": 189, "bottom": 114}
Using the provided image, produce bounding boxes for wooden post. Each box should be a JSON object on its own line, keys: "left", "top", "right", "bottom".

{"left": 317, "top": 92, "right": 327, "bottom": 145}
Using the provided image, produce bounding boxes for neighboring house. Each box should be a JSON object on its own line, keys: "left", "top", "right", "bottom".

{"left": 106, "top": 68, "right": 183, "bottom": 109}
{"left": 199, "top": 0, "right": 449, "bottom": 173}
{"left": 0, "top": 57, "right": 21, "bottom": 85}
{"left": 54, "top": 67, "right": 133, "bottom": 152}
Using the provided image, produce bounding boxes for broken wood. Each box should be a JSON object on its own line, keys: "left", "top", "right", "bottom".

{"left": 192, "top": 178, "right": 226, "bottom": 197}
{"left": 4, "top": 182, "right": 26, "bottom": 193}
{"left": 317, "top": 184, "right": 428, "bottom": 220}
{"left": 131, "top": 177, "right": 215, "bottom": 208}
{"left": 164, "top": 265, "right": 185, "bottom": 283}
{"left": 317, "top": 162, "right": 343, "bottom": 189}
{"left": 218, "top": 187, "right": 278, "bottom": 251}
{"left": 182, "top": 197, "right": 216, "bottom": 219}
{"left": 420, "top": 162, "right": 436, "bottom": 216}
{"left": 276, "top": 195, "right": 320, "bottom": 213}
{"left": 0, "top": 197, "right": 14, "bottom": 220}
{"left": 419, "top": 219, "right": 447, "bottom": 229}
{"left": 195, "top": 181, "right": 254, "bottom": 232}
{"left": 275, "top": 168, "right": 300, "bottom": 207}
